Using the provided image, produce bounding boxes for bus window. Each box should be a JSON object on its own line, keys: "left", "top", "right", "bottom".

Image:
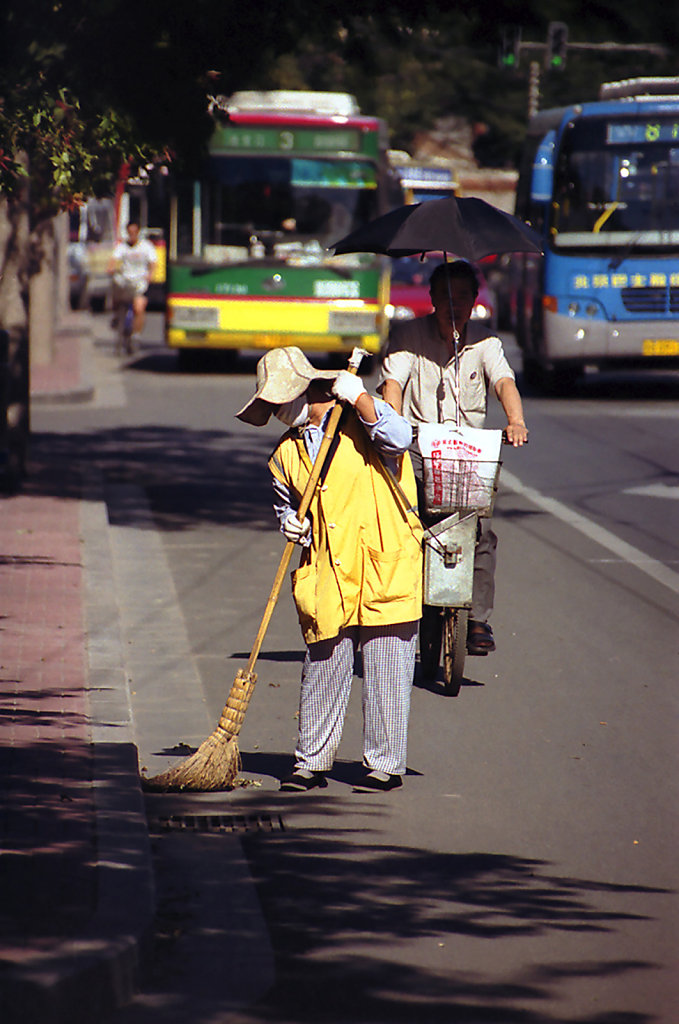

{"left": 554, "top": 118, "right": 679, "bottom": 237}
{"left": 201, "top": 155, "right": 379, "bottom": 251}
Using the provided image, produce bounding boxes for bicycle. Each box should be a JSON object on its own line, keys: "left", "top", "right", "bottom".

{"left": 417, "top": 424, "right": 512, "bottom": 696}
{"left": 114, "top": 298, "right": 135, "bottom": 357}
{"left": 110, "top": 282, "right": 143, "bottom": 359}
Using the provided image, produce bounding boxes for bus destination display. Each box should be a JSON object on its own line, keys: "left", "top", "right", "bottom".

{"left": 607, "top": 121, "right": 679, "bottom": 145}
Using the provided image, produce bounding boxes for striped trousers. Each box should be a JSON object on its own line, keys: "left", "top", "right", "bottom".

{"left": 294, "top": 622, "right": 418, "bottom": 776}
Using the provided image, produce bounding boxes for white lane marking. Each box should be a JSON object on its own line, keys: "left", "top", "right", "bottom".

{"left": 526, "top": 404, "right": 679, "bottom": 419}
{"left": 622, "top": 484, "right": 679, "bottom": 499}
{"left": 589, "top": 558, "right": 679, "bottom": 565}
{"left": 501, "top": 469, "right": 679, "bottom": 596}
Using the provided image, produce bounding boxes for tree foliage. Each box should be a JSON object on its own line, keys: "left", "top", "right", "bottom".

{"left": 254, "top": 5, "right": 679, "bottom": 167}
{"left": 1, "top": 0, "right": 679, "bottom": 206}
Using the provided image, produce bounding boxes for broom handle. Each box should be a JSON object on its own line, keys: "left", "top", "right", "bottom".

{"left": 245, "top": 348, "right": 369, "bottom": 675}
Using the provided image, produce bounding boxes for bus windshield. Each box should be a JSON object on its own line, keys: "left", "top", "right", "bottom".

{"left": 552, "top": 116, "right": 679, "bottom": 246}
{"left": 203, "top": 155, "right": 379, "bottom": 250}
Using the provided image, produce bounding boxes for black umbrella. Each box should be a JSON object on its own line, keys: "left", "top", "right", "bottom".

{"left": 332, "top": 195, "right": 542, "bottom": 260}
{"left": 332, "top": 196, "right": 542, "bottom": 428}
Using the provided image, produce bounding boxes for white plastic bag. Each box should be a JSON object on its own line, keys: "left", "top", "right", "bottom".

{"left": 417, "top": 424, "right": 503, "bottom": 513}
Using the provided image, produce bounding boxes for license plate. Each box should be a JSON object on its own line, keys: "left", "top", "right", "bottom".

{"left": 172, "top": 306, "right": 220, "bottom": 329}
{"left": 642, "top": 339, "right": 679, "bottom": 356}
{"left": 328, "top": 311, "right": 376, "bottom": 334}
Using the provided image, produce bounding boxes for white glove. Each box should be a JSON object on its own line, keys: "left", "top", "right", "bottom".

{"left": 332, "top": 370, "right": 367, "bottom": 406}
{"left": 282, "top": 513, "right": 311, "bottom": 544}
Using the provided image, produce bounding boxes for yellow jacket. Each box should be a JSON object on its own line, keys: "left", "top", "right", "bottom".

{"left": 269, "top": 412, "right": 423, "bottom": 644}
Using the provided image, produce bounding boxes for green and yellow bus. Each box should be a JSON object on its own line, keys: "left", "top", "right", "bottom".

{"left": 166, "top": 90, "right": 402, "bottom": 367}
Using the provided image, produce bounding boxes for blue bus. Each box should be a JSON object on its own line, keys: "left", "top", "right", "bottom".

{"left": 512, "top": 77, "right": 679, "bottom": 390}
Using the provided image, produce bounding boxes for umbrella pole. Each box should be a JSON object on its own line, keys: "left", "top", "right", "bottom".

{"left": 443, "top": 253, "right": 461, "bottom": 428}
{"left": 453, "top": 329, "right": 460, "bottom": 428}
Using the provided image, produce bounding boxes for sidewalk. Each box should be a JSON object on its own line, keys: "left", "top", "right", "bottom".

{"left": 29, "top": 312, "right": 96, "bottom": 405}
{"left": 0, "top": 313, "right": 154, "bottom": 1024}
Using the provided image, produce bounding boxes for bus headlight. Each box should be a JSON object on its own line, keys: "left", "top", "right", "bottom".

{"left": 385, "top": 304, "right": 416, "bottom": 320}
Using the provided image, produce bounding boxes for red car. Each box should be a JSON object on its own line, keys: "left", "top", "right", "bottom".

{"left": 386, "top": 255, "right": 496, "bottom": 330}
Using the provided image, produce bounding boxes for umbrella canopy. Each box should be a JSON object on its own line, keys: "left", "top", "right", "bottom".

{"left": 332, "top": 196, "right": 542, "bottom": 261}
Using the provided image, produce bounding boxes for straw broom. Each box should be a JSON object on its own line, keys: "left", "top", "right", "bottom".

{"left": 143, "top": 348, "right": 369, "bottom": 792}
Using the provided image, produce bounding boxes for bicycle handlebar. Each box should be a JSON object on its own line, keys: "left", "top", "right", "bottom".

{"left": 409, "top": 424, "right": 527, "bottom": 445}
{"left": 501, "top": 429, "right": 528, "bottom": 445}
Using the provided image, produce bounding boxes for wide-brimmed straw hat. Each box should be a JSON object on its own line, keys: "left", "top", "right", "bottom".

{"left": 236, "top": 346, "right": 337, "bottom": 426}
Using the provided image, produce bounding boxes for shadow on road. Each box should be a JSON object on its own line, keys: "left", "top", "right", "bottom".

{"left": 238, "top": 828, "right": 669, "bottom": 1024}
{"left": 518, "top": 366, "right": 679, "bottom": 403}
{"left": 108, "top": 797, "right": 670, "bottom": 1024}
{"left": 25, "top": 426, "right": 278, "bottom": 532}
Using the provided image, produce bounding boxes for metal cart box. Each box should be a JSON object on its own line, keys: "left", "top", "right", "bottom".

{"left": 423, "top": 513, "right": 477, "bottom": 607}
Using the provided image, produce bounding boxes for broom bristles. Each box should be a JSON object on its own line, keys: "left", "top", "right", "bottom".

{"left": 142, "top": 728, "right": 241, "bottom": 792}
{"left": 142, "top": 668, "right": 257, "bottom": 792}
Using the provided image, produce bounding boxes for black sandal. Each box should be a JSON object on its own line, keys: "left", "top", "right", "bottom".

{"left": 467, "top": 620, "right": 495, "bottom": 655}
{"left": 280, "top": 769, "right": 328, "bottom": 792}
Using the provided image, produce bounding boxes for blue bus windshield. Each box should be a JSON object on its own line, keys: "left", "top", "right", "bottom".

{"left": 552, "top": 117, "right": 679, "bottom": 242}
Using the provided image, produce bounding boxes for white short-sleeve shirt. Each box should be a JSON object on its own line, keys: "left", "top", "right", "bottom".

{"left": 113, "top": 238, "right": 157, "bottom": 289}
{"left": 379, "top": 314, "right": 515, "bottom": 428}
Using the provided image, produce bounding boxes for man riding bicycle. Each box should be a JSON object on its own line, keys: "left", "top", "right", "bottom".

{"left": 379, "top": 259, "right": 528, "bottom": 657}
{"left": 107, "top": 220, "right": 157, "bottom": 339}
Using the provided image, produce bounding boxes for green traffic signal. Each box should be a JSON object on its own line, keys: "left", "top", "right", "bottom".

{"left": 547, "top": 21, "right": 568, "bottom": 69}
{"left": 499, "top": 30, "right": 520, "bottom": 69}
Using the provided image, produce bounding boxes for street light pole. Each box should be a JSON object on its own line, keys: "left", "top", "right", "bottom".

{"left": 528, "top": 60, "right": 540, "bottom": 118}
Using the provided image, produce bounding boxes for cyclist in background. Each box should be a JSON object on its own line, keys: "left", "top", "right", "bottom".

{"left": 108, "top": 221, "right": 157, "bottom": 338}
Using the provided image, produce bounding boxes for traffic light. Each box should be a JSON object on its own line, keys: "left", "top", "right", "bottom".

{"left": 546, "top": 22, "right": 568, "bottom": 69}
{"left": 499, "top": 30, "right": 520, "bottom": 70}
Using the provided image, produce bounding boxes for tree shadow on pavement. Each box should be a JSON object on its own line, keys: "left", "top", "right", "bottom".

{"left": 25, "top": 426, "right": 280, "bottom": 532}
{"left": 235, "top": 828, "right": 667, "bottom": 1024}
{"left": 108, "top": 801, "right": 669, "bottom": 1024}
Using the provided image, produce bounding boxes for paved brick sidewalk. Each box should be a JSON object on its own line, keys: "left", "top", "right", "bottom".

{"left": 0, "top": 488, "right": 96, "bottom": 939}
{"left": 30, "top": 312, "right": 95, "bottom": 404}
{"left": 0, "top": 317, "right": 152, "bottom": 1024}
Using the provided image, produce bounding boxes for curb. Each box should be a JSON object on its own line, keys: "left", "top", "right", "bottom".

{"left": 29, "top": 383, "right": 95, "bottom": 405}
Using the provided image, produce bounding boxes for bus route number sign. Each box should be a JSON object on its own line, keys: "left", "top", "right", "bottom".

{"left": 213, "top": 126, "right": 362, "bottom": 154}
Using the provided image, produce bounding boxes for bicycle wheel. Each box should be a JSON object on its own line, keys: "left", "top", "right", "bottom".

{"left": 419, "top": 605, "right": 443, "bottom": 681}
{"left": 124, "top": 328, "right": 137, "bottom": 355}
{"left": 115, "top": 317, "right": 126, "bottom": 357}
{"left": 123, "top": 304, "right": 136, "bottom": 355}
{"left": 442, "top": 608, "right": 468, "bottom": 696}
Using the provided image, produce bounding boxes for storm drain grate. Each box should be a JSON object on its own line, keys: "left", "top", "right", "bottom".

{"left": 150, "top": 813, "right": 285, "bottom": 834}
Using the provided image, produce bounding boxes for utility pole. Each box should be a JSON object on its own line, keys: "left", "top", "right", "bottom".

{"left": 528, "top": 61, "right": 540, "bottom": 118}
{"left": 500, "top": 25, "right": 668, "bottom": 118}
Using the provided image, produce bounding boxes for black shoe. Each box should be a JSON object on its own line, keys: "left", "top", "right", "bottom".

{"left": 467, "top": 620, "right": 495, "bottom": 655}
{"left": 353, "top": 770, "right": 403, "bottom": 793}
{"left": 280, "top": 769, "right": 328, "bottom": 792}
